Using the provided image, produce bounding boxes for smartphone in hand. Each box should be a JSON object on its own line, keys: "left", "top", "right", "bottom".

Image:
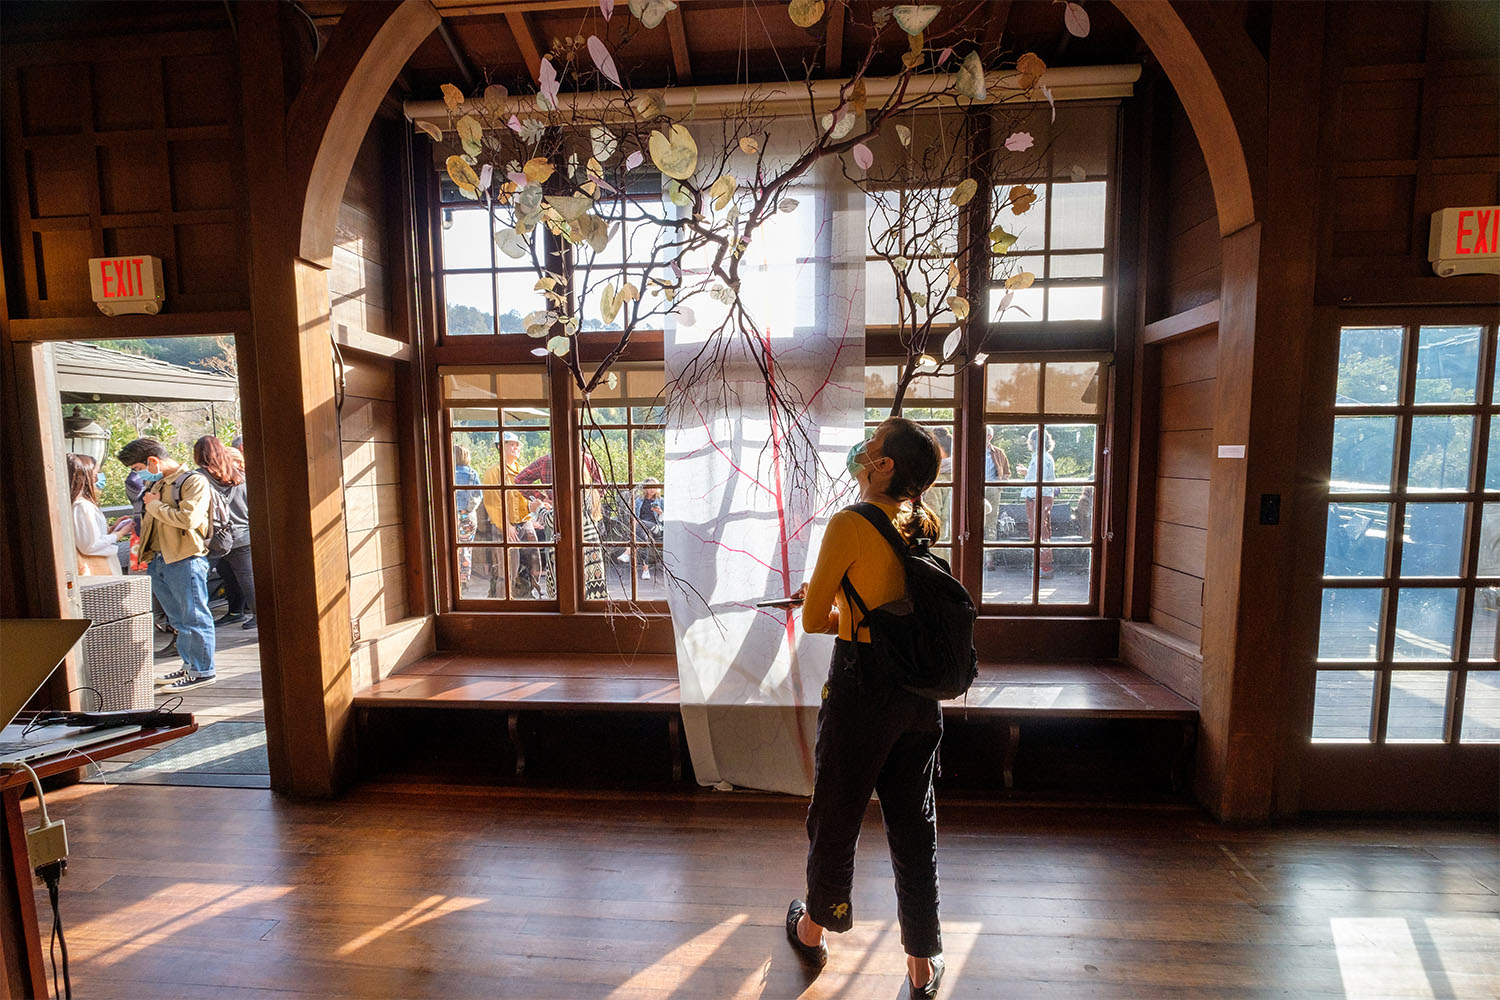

{"left": 755, "top": 597, "right": 804, "bottom": 608}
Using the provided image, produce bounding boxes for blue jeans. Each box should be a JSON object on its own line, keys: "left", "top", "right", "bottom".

{"left": 148, "top": 555, "right": 216, "bottom": 678}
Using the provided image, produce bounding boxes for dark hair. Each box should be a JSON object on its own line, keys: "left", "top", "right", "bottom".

{"left": 933, "top": 426, "right": 953, "bottom": 458}
{"left": 194, "top": 435, "right": 244, "bottom": 485}
{"left": 66, "top": 453, "right": 100, "bottom": 506}
{"left": 876, "top": 417, "right": 941, "bottom": 544}
{"left": 117, "top": 437, "right": 168, "bottom": 467}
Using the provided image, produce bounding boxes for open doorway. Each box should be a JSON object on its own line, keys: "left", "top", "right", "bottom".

{"left": 53, "top": 335, "right": 268, "bottom": 788}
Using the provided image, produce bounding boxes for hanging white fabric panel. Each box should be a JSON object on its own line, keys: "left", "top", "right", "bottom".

{"left": 664, "top": 141, "right": 866, "bottom": 796}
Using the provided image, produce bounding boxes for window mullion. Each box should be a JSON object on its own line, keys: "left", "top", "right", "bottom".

{"left": 550, "top": 359, "right": 581, "bottom": 613}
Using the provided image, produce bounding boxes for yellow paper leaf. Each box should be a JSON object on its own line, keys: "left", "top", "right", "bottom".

{"left": 600, "top": 282, "right": 621, "bottom": 324}
{"left": 415, "top": 120, "right": 443, "bottom": 143}
{"left": 524, "top": 157, "right": 555, "bottom": 184}
{"left": 950, "top": 178, "right": 978, "bottom": 207}
{"left": 1005, "top": 271, "right": 1035, "bottom": 290}
{"left": 648, "top": 124, "right": 698, "bottom": 180}
{"left": 901, "top": 30, "right": 924, "bottom": 70}
{"left": 446, "top": 156, "right": 480, "bottom": 198}
{"left": 789, "top": 0, "right": 824, "bottom": 29}
{"left": 440, "top": 83, "right": 465, "bottom": 113}
{"left": 947, "top": 295, "right": 970, "bottom": 320}
{"left": 1008, "top": 184, "right": 1037, "bottom": 214}
{"left": 1016, "top": 52, "right": 1047, "bottom": 91}
{"left": 457, "top": 114, "right": 483, "bottom": 157}
{"left": 708, "top": 173, "right": 737, "bottom": 212}
{"left": 989, "top": 225, "right": 1018, "bottom": 254}
{"left": 947, "top": 261, "right": 960, "bottom": 286}
{"left": 895, "top": 124, "right": 912, "bottom": 147}
{"left": 617, "top": 281, "right": 640, "bottom": 304}
{"left": 738, "top": 136, "right": 760, "bottom": 155}
{"left": 548, "top": 195, "right": 593, "bottom": 221}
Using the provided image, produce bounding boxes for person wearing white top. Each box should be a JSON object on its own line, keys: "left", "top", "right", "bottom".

{"left": 68, "top": 453, "right": 132, "bottom": 577}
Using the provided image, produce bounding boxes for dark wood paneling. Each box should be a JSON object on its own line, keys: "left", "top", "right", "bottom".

{"left": 1159, "top": 331, "right": 1218, "bottom": 386}
{"left": 339, "top": 395, "right": 398, "bottom": 444}
{"left": 1119, "top": 619, "right": 1202, "bottom": 703}
{"left": 1153, "top": 520, "right": 1208, "bottom": 579}
{"left": 1149, "top": 606, "right": 1201, "bottom": 647}
{"left": 1156, "top": 430, "right": 1213, "bottom": 480}
{"left": 1150, "top": 564, "right": 1204, "bottom": 631}
{"left": 1159, "top": 380, "right": 1216, "bottom": 432}
{"left": 1155, "top": 477, "right": 1211, "bottom": 529}
{"left": 342, "top": 441, "right": 402, "bottom": 488}
{"left": 1160, "top": 96, "right": 1222, "bottom": 319}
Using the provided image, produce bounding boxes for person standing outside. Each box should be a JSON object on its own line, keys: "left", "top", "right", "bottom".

{"left": 1019, "top": 427, "right": 1057, "bottom": 579}
{"left": 453, "top": 444, "right": 482, "bottom": 591}
{"left": 68, "top": 453, "right": 132, "bottom": 576}
{"left": 482, "top": 431, "right": 539, "bottom": 597}
{"left": 118, "top": 438, "right": 216, "bottom": 690}
{"left": 785, "top": 417, "right": 948, "bottom": 999}
{"left": 982, "top": 425, "right": 1011, "bottom": 568}
{"left": 195, "top": 435, "right": 256, "bottom": 630}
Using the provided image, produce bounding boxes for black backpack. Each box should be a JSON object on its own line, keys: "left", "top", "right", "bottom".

{"left": 172, "top": 471, "right": 236, "bottom": 558}
{"left": 839, "top": 502, "right": 979, "bottom": 701}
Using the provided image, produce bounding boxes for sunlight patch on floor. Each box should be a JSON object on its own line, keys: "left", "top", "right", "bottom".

{"left": 336, "top": 893, "right": 488, "bottom": 956}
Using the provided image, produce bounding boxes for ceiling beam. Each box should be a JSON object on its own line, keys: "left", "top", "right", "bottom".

{"left": 665, "top": 7, "right": 693, "bottom": 84}
{"left": 824, "top": 1, "right": 845, "bottom": 76}
{"left": 506, "top": 10, "right": 545, "bottom": 80}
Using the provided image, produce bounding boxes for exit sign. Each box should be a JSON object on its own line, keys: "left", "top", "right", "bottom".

{"left": 1429, "top": 207, "right": 1500, "bottom": 277}
{"left": 87, "top": 255, "right": 165, "bottom": 315}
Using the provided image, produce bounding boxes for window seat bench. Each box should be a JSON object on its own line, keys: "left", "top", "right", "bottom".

{"left": 352, "top": 654, "right": 1197, "bottom": 789}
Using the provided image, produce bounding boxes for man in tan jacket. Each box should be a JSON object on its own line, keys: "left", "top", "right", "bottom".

{"left": 118, "top": 438, "right": 216, "bottom": 690}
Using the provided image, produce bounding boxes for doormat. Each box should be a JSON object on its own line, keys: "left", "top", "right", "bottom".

{"left": 92, "top": 721, "right": 270, "bottom": 788}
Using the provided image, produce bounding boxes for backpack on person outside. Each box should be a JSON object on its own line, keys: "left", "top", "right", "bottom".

{"left": 172, "top": 471, "right": 236, "bottom": 558}
{"left": 839, "top": 502, "right": 979, "bottom": 701}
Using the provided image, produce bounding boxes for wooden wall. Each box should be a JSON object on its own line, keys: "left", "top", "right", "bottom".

{"left": 1160, "top": 98, "right": 1222, "bottom": 319}
{"left": 1150, "top": 332, "right": 1215, "bottom": 647}
{"left": 1, "top": 28, "right": 247, "bottom": 319}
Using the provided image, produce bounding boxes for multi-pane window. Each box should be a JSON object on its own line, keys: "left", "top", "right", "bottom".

{"left": 864, "top": 189, "right": 958, "bottom": 329}
{"left": 1314, "top": 323, "right": 1500, "bottom": 744}
{"left": 865, "top": 364, "right": 955, "bottom": 563}
{"left": 578, "top": 366, "right": 667, "bottom": 604}
{"left": 442, "top": 367, "right": 556, "bottom": 603}
{"left": 438, "top": 204, "right": 545, "bottom": 337}
{"left": 981, "top": 360, "right": 1104, "bottom": 606}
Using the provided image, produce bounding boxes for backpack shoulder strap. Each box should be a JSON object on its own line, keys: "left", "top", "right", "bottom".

{"left": 846, "top": 502, "right": 910, "bottom": 559}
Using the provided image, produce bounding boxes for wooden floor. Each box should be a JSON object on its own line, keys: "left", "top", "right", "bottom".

{"left": 21, "top": 782, "right": 1499, "bottom": 999}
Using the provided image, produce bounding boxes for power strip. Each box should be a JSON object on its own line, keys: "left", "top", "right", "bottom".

{"left": 27, "top": 818, "right": 68, "bottom": 870}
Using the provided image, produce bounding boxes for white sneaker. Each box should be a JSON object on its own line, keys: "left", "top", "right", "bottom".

{"left": 641, "top": 567, "right": 652, "bottom": 580}
{"left": 616, "top": 550, "right": 631, "bottom": 563}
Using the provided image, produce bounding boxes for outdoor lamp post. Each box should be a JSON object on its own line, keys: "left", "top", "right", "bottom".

{"left": 63, "top": 405, "right": 109, "bottom": 464}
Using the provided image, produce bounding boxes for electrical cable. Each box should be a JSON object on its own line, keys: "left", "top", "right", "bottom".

{"left": 1, "top": 762, "right": 71, "bottom": 996}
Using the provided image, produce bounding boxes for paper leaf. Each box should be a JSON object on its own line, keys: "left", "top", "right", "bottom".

{"left": 507, "top": 114, "right": 524, "bottom": 134}
{"left": 942, "top": 327, "right": 963, "bottom": 359}
{"left": 414, "top": 120, "right": 443, "bottom": 143}
{"left": 591, "top": 127, "right": 618, "bottom": 162}
{"left": 537, "top": 58, "right": 560, "bottom": 110}
{"left": 1004, "top": 131, "right": 1034, "bottom": 153}
{"left": 789, "top": 0, "right": 825, "bottom": 28}
{"left": 606, "top": 371, "right": 620, "bottom": 390}
{"left": 649, "top": 124, "right": 698, "bottom": 180}
{"left": 628, "top": 0, "right": 677, "bottom": 30}
{"left": 600, "top": 0, "right": 615, "bottom": 21}
{"left": 618, "top": 282, "right": 640, "bottom": 305}
{"left": 457, "top": 114, "right": 483, "bottom": 157}
{"left": 915, "top": 353, "right": 939, "bottom": 373}
{"left": 441, "top": 83, "right": 465, "bottom": 113}
{"left": 524, "top": 310, "right": 552, "bottom": 337}
{"left": 508, "top": 170, "right": 529, "bottom": 190}
{"left": 1005, "top": 271, "right": 1035, "bottom": 290}
{"left": 633, "top": 91, "right": 665, "bottom": 119}
{"left": 708, "top": 173, "right": 737, "bottom": 211}
{"left": 947, "top": 260, "right": 961, "bottom": 287}
{"left": 950, "top": 178, "right": 978, "bottom": 207}
{"left": 531, "top": 347, "right": 550, "bottom": 357}
{"left": 778, "top": 198, "right": 800, "bottom": 213}
{"left": 478, "top": 163, "right": 493, "bottom": 192}
{"left": 625, "top": 149, "right": 644, "bottom": 171}
{"left": 989, "top": 225, "right": 1018, "bottom": 254}
{"left": 892, "top": 255, "right": 911, "bottom": 273}
{"left": 901, "top": 30, "right": 924, "bottom": 70}
{"left": 912, "top": 292, "right": 928, "bottom": 308}
{"left": 587, "top": 35, "right": 622, "bottom": 87}
{"left": 1016, "top": 52, "right": 1047, "bottom": 92}
{"left": 446, "top": 156, "right": 480, "bottom": 198}
{"left": 675, "top": 305, "right": 695, "bottom": 326}
{"left": 523, "top": 157, "right": 555, "bottom": 184}
{"left": 895, "top": 124, "right": 912, "bottom": 147}
{"left": 1064, "top": 2, "right": 1091, "bottom": 38}
{"left": 1070, "top": 164, "right": 1087, "bottom": 182}
{"left": 1008, "top": 184, "right": 1037, "bottom": 214}
{"left": 947, "top": 295, "right": 970, "bottom": 321}
{"left": 852, "top": 143, "right": 874, "bottom": 170}
{"left": 956, "top": 51, "right": 986, "bottom": 101}
{"left": 665, "top": 179, "right": 691, "bottom": 208}
{"left": 518, "top": 117, "right": 546, "bottom": 145}
{"left": 547, "top": 335, "right": 571, "bottom": 357}
{"left": 1042, "top": 82, "right": 1057, "bottom": 122}
{"left": 819, "top": 106, "right": 856, "bottom": 141}
{"left": 892, "top": 5, "right": 940, "bottom": 34}
{"left": 937, "top": 46, "right": 954, "bottom": 66}
{"left": 738, "top": 136, "right": 760, "bottom": 155}
{"left": 482, "top": 84, "right": 509, "bottom": 107}
{"left": 496, "top": 228, "right": 530, "bottom": 259}
{"left": 548, "top": 194, "right": 593, "bottom": 221}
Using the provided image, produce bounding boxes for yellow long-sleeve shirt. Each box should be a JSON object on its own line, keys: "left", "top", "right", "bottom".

{"left": 802, "top": 499, "right": 906, "bottom": 642}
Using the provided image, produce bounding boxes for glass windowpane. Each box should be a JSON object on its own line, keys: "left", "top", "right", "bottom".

{"left": 1413, "top": 325, "right": 1481, "bottom": 405}
{"left": 1051, "top": 485, "right": 1096, "bottom": 542}
{"left": 1039, "top": 548, "right": 1090, "bottom": 604}
{"left": 1311, "top": 670, "right": 1375, "bottom": 741}
{"left": 1047, "top": 286, "right": 1104, "bottom": 321}
{"left": 495, "top": 272, "right": 544, "bottom": 334}
{"left": 991, "top": 284, "right": 1043, "bottom": 323}
{"left": 1335, "top": 326, "right": 1402, "bottom": 406}
{"left": 584, "top": 547, "right": 629, "bottom": 601}
{"left": 1044, "top": 363, "right": 1105, "bottom": 415}
{"left": 1386, "top": 671, "right": 1451, "bottom": 742}
{"left": 985, "top": 364, "right": 1040, "bottom": 412}
{"left": 1392, "top": 588, "right": 1458, "bottom": 661}
{"left": 457, "top": 546, "right": 504, "bottom": 600}
{"left": 1406, "top": 415, "right": 1473, "bottom": 491}
{"left": 1049, "top": 254, "right": 1105, "bottom": 278}
{"left": 1400, "top": 503, "right": 1465, "bottom": 578}
{"left": 1487, "top": 416, "right": 1500, "bottom": 491}
{"left": 983, "top": 547, "right": 1034, "bottom": 604}
{"left": 444, "top": 274, "right": 495, "bottom": 335}
{"left": 1323, "top": 502, "right": 1390, "bottom": 578}
{"left": 1330, "top": 416, "right": 1396, "bottom": 492}
{"left": 440, "top": 207, "right": 493, "bottom": 270}
{"left": 511, "top": 547, "right": 555, "bottom": 600}
{"left": 1460, "top": 671, "right": 1500, "bottom": 742}
{"left": 1049, "top": 181, "right": 1107, "bottom": 249}
{"left": 1469, "top": 592, "right": 1499, "bottom": 661}
{"left": 1319, "top": 588, "right": 1383, "bottom": 660}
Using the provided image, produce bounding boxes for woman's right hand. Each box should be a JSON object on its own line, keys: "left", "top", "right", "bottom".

{"left": 791, "top": 583, "right": 808, "bottom": 602}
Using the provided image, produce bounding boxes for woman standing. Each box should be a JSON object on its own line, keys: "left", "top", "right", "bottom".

{"left": 68, "top": 453, "right": 132, "bottom": 576}
{"left": 194, "top": 435, "right": 256, "bottom": 629}
{"left": 786, "top": 416, "right": 947, "bottom": 999}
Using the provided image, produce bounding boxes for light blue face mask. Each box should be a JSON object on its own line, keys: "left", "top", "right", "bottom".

{"left": 95, "top": 473, "right": 106, "bottom": 492}
{"left": 138, "top": 468, "right": 163, "bottom": 483}
{"left": 846, "top": 441, "right": 868, "bottom": 480}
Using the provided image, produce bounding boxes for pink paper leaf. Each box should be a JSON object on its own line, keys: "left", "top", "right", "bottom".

{"left": 600, "top": 0, "right": 615, "bottom": 21}
{"left": 625, "top": 149, "right": 644, "bottom": 170}
{"left": 508, "top": 171, "right": 529, "bottom": 189}
{"left": 507, "top": 114, "right": 524, "bottom": 134}
{"left": 588, "top": 171, "right": 618, "bottom": 193}
{"left": 538, "top": 58, "right": 560, "bottom": 109}
{"left": 478, "top": 164, "right": 493, "bottom": 191}
{"left": 587, "top": 35, "right": 622, "bottom": 87}
{"left": 937, "top": 46, "right": 953, "bottom": 66}
{"left": 1064, "top": 2, "right": 1091, "bottom": 38}
{"left": 1042, "top": 83, "right": 1056, "bottom": 122}
{"left": 852, "top": 142, "right": 874, "bottom": 170}
{"left": 1004, "top": 131, "right": 1034, "bottom": 153}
